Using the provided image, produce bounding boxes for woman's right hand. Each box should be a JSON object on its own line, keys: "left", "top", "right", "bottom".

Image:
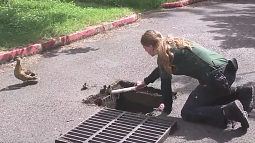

{"left": 134, "top": 81, "right": 146, "bottom": 90}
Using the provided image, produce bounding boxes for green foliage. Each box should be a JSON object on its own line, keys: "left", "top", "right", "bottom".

{"left": 81, "top": 0, "right": 176, "bottom": 10}
{"left": 0, "top": 0, "right": 132, "bottom": 50}
{"left": 0, "top": 0, "right": 178, "bottom": 50}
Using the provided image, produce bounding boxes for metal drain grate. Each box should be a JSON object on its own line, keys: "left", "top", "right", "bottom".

{"left": 55, "top": 108, "right": 177, "bottom": 143}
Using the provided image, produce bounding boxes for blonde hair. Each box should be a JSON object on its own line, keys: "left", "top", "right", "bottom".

{"left": 141, "top": 30, "right": 193, "bottom": 76}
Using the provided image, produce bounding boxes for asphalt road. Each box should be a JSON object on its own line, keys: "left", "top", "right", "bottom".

{"left": 0, "top": 0, "right": 255, "bottom": 142}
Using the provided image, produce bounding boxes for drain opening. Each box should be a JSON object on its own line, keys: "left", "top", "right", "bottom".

{"left": 83, "top": 80, "right": 168, "bottom": 114}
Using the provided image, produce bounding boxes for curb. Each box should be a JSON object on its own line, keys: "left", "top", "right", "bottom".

{"left": 163, "top": 0, "right": 206, "bottom": 8}
{"left": 0, "top": 0, "right": 206, "bottom": 65}
{"left": 0, "top": 13, "right": 138, "bottom": 64}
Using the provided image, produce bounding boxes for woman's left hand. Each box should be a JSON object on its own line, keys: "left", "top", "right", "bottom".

{"left": 158, "top": 103, "right": 165, "bottom": 111}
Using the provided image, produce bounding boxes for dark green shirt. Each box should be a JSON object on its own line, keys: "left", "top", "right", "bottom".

{"left": 158, "top": 42, "right": 228, "bottom": 80}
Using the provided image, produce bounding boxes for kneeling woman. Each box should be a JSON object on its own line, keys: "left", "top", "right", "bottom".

{"left": 135, "top": 30, "right": 254, "bottom": 129}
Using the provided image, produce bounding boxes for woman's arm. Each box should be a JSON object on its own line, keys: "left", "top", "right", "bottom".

{"left": 161, "top": 77, "right": 173, "bottom": 114}
{"left": 144, "top": 67, "right": 160, "bottom": 85}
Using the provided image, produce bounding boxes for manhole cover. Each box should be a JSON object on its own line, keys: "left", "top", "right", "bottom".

{"left": 55, "top": 108, "right": 177, "bottom": 143}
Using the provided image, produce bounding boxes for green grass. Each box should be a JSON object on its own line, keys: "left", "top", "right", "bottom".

{"left": 83, "top": 0, "right": 179, "bottom": 10}
{"left": 0, "top": 0, "right": 179, "bottom": 51}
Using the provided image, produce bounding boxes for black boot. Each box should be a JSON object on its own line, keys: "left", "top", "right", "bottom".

{"left": 236, "top": 85, "right": 254, "bottom": 113}
{"left": 222, "top": 100, "right": 249, "bottom": 129}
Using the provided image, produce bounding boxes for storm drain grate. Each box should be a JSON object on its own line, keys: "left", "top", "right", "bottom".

{"left": 55, "top": 108, "right": 177, "bottom": 143}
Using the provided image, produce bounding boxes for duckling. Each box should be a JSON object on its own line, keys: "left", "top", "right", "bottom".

{"left": 81, "top": 83, "right": 89, "bottom": 91}
{"left": 172, "top": 91, "right": 182, "bottom": 100}
{"left": 100, "top": 85, "right": 107, "bottom": 94}
{"left": 13, "top": 56, "right": 38, "bottom": 82}
{"left": 105, "top": 85, "right": 112, "bottom": 95}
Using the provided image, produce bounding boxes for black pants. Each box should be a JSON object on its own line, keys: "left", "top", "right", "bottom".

{"left": 181, "top": 62, "right": 238, "bottom": 128}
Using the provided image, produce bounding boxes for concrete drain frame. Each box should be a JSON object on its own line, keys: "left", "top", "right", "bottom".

{"left": 55, "top": 108, "right": 177, "bottom": 143}
{"left": 56, "top": 80, "right": 178, "bottom": 143}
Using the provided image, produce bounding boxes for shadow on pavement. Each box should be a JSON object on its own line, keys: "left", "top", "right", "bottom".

{"left": 42, "top": 46, "right": 99, "bottom": 58}
{"left": 173, "top": 118, "right": 247, "bottom": 142}
{"left": 141, "top": 9, "right": 174, "bottom": 19}
{"left": 157, "top": 115, "right": 247, "bottom": 143}
{"left": 200, "top": 5, "right": 255, "bottom": 49}
{"left": 157, "top": 117, "right": 246, "bottom": 143}
{"left": 0, "top": 81, "right": 38, "bottom": 92}
{"left": 142, "top": 0, "right": 255, "bottom": 49}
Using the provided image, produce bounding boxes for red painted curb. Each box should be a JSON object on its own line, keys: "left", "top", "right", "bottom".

{"left": 29, "top": 44, "right": 42, "bottom": 54}
{"left": 79, "top": 28, "right": 96, "bottom": 39}
{"left": 67, "top": 32, "right": 80, "bottom": 43}
{"left": 42, "top": 39, "right": 56, "bottom": 50}
{"left": 0, "top": 53, "right": 11, "bottom": 63}
{"left": 163, "top": 0, "right": 205, "bottom": 8}
{"left": 0, "top": 13, "right": 139, "bottom": 64}
{"left": 94, "top": 25, "right": 105, "bottom": 34}
{"left": 60, "top": 36, "right": 68, "bottom": 45}
{"left": 112, "top": 14, "right": 138, "bottom": 27}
